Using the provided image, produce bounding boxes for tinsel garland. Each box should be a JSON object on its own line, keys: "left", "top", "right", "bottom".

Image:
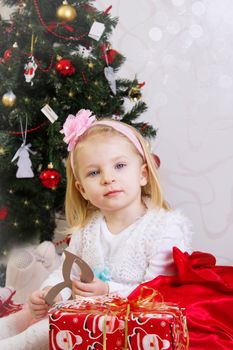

{"left": 0, "top": 121, "right": 49, "bottom": 135}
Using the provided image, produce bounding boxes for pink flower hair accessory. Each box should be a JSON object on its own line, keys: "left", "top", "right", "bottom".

{"left": 60, "top": 109, "right": 96, "bottom": 151}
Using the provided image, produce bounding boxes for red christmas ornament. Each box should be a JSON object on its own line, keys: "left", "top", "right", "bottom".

{"left": 55, "top": 58, "right": 75, "bottom": 76}
{"left": 3, "top": 49, "right": 12, "bottom": 60}
{"left": 39, "top": 164, "right": 61, "bottom": 189}
{"left": 104, "top": 49, "right": 118, "bottom": 65}
{"left": 100, "top": 44, "right": 118, "bottom": 65}
{"left": 0, "top": 207, "right": 8, "bottom": 221}
{"left": 152, "top": 154, "right": 161, "bottom": 168}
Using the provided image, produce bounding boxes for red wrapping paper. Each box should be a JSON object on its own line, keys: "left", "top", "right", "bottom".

{"left": 49, "top": 294, "right": 188, "bottom": 349}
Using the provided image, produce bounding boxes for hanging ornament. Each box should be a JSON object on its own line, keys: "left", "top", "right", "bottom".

{"left": 2, "top": 90, "right": 16, "bottom": 107}
{"left": 101, "top": 44, "right": 117, "bottom": 95}
{"left": 152, "top": 154, "right": 161, "bottom": 168}
{"left": 56, "top": 1, "right": 77, "bottom": 22}
{"left": 104, "top": 66, "right": 116, "bottom": 95}
{"left": 11, "top": 117, "right": 36, "bottom": 178}
{"left": 2, "top": 42, "right": 18, "bottom": 62}
{"left": 76, "top": 45, "right": 93, "bottom": 59}
{"left": 88, "top": 21, "right": 105, "bottom": 41}
{"left": 24, "top": 56, "right": 38, "bottom": 85}
{"left": 128, "top": 82, "right": 145, "bottom": 102}
{"left": 128, "top": 86, "right": 142, "bottom": 102}
{"left": 3, "top": 49, "right": 12, "bottom": 60}
{"left": 24, "top": 33, "right": 37, "bottom": 85}
{"left": 0, "top": 146, "right": 5, "bottom": 155}
{"left": 39, "top": 163, "right": 61, "bottom": 189}
{"left": 0, "top": 207, "right": 7, "bottom": 221}
{"left": 11, "top": 142, "right": 36, "bottom": 178}
{"left": 55, "top": 58, "right": 75, "bottom": 76}
{"left": 101, "top": 44, "right": 118, "bottom": 65}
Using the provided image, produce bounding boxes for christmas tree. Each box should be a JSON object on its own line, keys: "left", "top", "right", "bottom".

{"left": 0, "top": 0, "right": 157, "bottom": 259}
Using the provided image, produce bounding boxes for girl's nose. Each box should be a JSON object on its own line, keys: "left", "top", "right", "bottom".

{"left": 101, "top": 170, "right": 116, "bottom": 185}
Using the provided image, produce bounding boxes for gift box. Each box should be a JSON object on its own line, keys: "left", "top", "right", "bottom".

{"left": 49, "top": 292, "right": 188, "bottom": 350}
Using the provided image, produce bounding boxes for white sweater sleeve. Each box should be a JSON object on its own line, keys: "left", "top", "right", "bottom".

{"left": 144, "top": 210, "right": 193, "bottom": 281}
{"left": 40, "top": 230, "right": 82, "bottom": 300}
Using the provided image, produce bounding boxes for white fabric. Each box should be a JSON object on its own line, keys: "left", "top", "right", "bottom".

{"left": 6, "top": 241, "right": 62, "bottom": 303}
{"left": 0, "top": 307, "right": 48, "bottom": 350}
{"left": 41, "top": 204, "right": 193, "bottom": 298}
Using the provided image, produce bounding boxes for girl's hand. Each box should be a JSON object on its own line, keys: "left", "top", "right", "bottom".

{"left": 28, "top": 287, "right": 62, "bottom": 319}
{"left": 72, "top": 277, "right": 109, "bottom": 297}
{"left": 28, "top": 290, "right": 49, "bottom": 319}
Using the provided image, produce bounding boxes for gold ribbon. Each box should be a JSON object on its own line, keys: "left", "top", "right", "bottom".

{"left": 132, "top": 286, "right": 165, "bottom": 310}
{"left": 102, "top": 312, "right": 107, "bottom": 350}
{"left": 123, "top": 303, "right": 131, "bottom": 350}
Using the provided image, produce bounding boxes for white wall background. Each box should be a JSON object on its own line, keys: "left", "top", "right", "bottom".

{"left": 1, "top": 0, "right": 233, "bottom": 265}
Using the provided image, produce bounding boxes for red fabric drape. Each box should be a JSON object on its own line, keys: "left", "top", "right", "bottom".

{"left": 128, "top": 247, "right": 233, "bottom": 350}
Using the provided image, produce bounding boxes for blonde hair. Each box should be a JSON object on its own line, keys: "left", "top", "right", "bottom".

{"left": 65, "top": 120, "right": 169, "bottom": 228}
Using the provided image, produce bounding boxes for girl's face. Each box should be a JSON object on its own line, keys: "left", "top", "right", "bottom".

{"left": 74, "top": 134, "right": 148, "bottom": 217}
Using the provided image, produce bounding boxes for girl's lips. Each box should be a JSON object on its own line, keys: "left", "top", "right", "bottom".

{"left": 104, "top": 190, "right": 122, "bottom": 197}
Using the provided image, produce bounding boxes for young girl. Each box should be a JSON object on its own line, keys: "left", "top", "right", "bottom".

{"left": 0, "top": 109, "right": 193, "bottom": 349}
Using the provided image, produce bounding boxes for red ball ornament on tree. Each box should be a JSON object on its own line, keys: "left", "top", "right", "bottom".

{"left": 0, "top": 207, "right": 8, "bottom": 221}
{"left": 39, "top": 163, "right": 61, "bottom": 189}
{"left": 55, "top": 58, "right": 75, "bottom": 76}
{"left": 152, "top": 154, "right": 161, "bottom": 168}
{"left": 100, "top": 44, "right": 118, "bottom": 65}
{"left": 4, "top": 49, "right": 12, "bottom": 60}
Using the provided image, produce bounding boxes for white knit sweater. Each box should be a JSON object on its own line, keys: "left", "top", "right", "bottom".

{"left": 41, "top": 206, "right": 193, "bottom": 298}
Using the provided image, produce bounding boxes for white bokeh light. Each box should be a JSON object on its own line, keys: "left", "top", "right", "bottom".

{"left": 192, "top": 1, "right": 206, "bottom": 16}
{"left": 189, "top": 24, "right": 204, "bottom": 38}
{"left": 167, "top": 21, "right": 181, "bottom": 35}
{"left": 179, "top": 31, "right": 193, "bottom": 49}
{"left": 172, "top": 0, "right": 185, "bottom": 6}
{"left": 149, "top": 27, "right": 163, "bottom": 41}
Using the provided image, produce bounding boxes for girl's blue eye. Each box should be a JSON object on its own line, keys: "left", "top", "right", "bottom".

{"left": 88, "top": 170, "right": 99, "bottom": 177}
{"left": 115, "top": 163, "right": 126, "bottom": 169}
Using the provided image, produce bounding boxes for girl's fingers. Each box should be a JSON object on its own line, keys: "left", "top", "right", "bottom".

{"left": 74, "top": 280, "right": 93, "bottom": 292}
{"left": 31, "top": 304, "right": 48, "bottom": 312}
{"left": 34, "top": 311, "right": 47, "bottom": 319}
{"left": 74, "top": 289, "right": 93, "bottom": 297}
{"left": 31, "top": 299, "right": 46, "bottom": 305}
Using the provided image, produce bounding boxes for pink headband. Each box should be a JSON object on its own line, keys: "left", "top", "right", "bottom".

{"left": 60, "top": 109, "right": 145, "bottom": 173}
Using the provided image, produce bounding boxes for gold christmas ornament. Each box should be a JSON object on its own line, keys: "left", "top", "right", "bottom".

{"left": 0, "top": 147, "right": 5, "bottom": 155}
{"left": 68, "top": 90, "right": 75, "bottom": 97}
{"left": 2, "top": 91, "right": 16, "bottom": 107}
{"left": 56, "top": 1, "right": 77, "bottom": 22}
{"left": 56, "top": 54, "right": 62, "bottom": 61}
{"left": 48, "top": 162, "right": 54, "bottom": 169}
{"left": 128, "top": 86, "right": 142, "bottom": 102}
